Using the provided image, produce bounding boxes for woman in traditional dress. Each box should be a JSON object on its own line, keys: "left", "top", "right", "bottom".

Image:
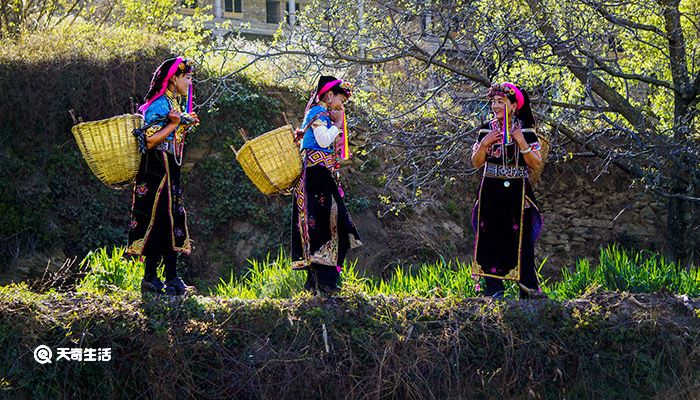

{"left": 291, "top": 75, "right": 362, "bottom": 295}
{"left": 127, "top": 57, "right": 199, "bottom": 295}
{"left": 471, "top": 82, "right": 544, "bottom": 298}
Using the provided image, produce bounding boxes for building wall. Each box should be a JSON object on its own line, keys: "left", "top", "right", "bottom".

{"left": 184, "top": 0, "right": 302, "bottom": 25}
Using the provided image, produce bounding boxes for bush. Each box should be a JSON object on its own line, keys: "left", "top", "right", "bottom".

{"left": 0, "top": 24, "right": 301, "bottom": 276}
{"left": 0, "top": 282, "right": 698, "bottom": 399}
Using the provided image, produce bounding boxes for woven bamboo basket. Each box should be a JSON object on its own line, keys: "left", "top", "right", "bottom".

{"left": 71, "top": 114, "right": 143, "bottom": 187}
{"left": 529, "top": 134, "right": 550, "bottom": 185}
{"left": 230, "top": 124, "right": 302, "bottom": 195}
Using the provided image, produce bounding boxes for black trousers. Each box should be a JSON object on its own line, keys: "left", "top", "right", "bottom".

{"left": 304, "top": 263, "right": 339, "bottom": 290}
{"left": 142, "top": 193, "right": 178, "bottom": 282}
{"left": 144, "top": 251, "right": 177, "bottom": 282}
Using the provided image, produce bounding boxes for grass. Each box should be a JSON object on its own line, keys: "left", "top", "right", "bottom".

{"left": 75, "top": 244, "right": 700, "bottom": 300}
{"left": 547, "top": 245, "right": 700, "bottom": 300}
{"left": 213, "top": 250, "right": 305, "bottom": 299}
{"left": 77, "top": 247, "right": 151, "bottom": 293}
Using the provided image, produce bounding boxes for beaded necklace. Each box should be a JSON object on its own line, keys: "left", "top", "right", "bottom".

{"left": 490, "top": 116, "right": 522, "bottom": 186}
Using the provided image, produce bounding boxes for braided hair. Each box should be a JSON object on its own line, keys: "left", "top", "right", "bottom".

{"left": 514, "top": 89, "right": 535, "bottom": 129}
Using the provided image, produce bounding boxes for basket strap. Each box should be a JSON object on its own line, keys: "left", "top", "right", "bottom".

{"left": 300, "top": 112, "right": 328, "bottom": 132}
{"left": 295, "top": 112, "right": 329, "bottom": 142}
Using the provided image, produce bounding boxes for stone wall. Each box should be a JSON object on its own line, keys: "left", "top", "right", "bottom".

{"left": 533, "top": 159, "right": 667, "bottom": 271}
{"left": 342, "top": 156, "right": 671, "bottom": 277}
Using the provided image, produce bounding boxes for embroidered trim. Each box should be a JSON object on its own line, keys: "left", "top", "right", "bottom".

{"left": 308, "top": 188, "right": 340, "bottom": 267}
{"left": 304, "top": 149, "right": 337, "bottom": 171}
{"left": 146, "top": 125, "right": 162, "bottom": 137}
{"left": 484, "top": 162, "right": 529, "bottom": 179}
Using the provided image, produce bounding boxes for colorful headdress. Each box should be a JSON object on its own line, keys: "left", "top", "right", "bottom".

{"left": 139, "top": 57, "right": 195, "bottom": 114}
{"left": 315, "top": 75, "right": 353, "bottom": 102}
{"left": 303, "top": 75, "right": 354, "bottom": 114}
{"left": 487, "top": 82, "right": 525, "bottom": 111}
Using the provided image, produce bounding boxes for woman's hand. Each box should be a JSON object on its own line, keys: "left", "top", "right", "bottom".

{"left": 480, "top": 130, "right": 502, "bottom": 148}
{"left": 511, "top": 127, "right": 543, "bottom": 170}
{"left": 472, "top": 130, "right": 501, "bottom": 168}
{"left": 329, "top": 108, "right": 345, "bottom": 128}
{"left": 146, "top": 111, "right": 180, "bottom": 150}
{"left": 511, "top": 128, "right": 527, "bottom": 148}
{"left": 167, "top": 109, "right": 181, "bottom": 126}
{"left": 180, "top": 112, "right": 200, "bottom": 127}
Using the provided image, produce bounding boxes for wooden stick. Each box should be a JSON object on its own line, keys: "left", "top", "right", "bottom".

{"left": 68, "top": 109, "right": 79, "bottom": 125}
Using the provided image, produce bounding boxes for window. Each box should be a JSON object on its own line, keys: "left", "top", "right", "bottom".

{"left": 266, "top": 1, "right": 280, "bottom": 23}
{"left": 225, "top": 0, "right": 242, "bottom": 13}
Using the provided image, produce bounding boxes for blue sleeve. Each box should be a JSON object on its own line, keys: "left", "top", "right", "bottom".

{"left": 144, "top": 97, "right": 171, "bottom": 125}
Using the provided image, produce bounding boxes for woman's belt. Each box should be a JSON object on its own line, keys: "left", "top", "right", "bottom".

{"left": 484, "top": 162, "right": 529, "bottom": 179}
{"left": 303, "top": 149, "right": 337, "bottom": 170}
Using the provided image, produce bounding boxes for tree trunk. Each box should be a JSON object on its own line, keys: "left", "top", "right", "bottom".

{"left": 667, "top": 102, "right": 694, "bottom": 268}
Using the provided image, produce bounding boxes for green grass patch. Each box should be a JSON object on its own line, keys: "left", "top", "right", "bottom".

{"left": 548, "top": 244, "right": 700, "bottom": 300}
{"left": 76, "top": 245, "right": 700, "bottom": 300}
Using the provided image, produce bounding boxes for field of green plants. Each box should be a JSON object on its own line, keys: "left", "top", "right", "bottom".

{"left": 77, "top": 245, "right": 700, "bottom": 300}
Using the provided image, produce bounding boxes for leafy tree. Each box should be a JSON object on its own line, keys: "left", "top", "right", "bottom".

{"left": 216, "top": 0, "right": 699, "bottom": 265}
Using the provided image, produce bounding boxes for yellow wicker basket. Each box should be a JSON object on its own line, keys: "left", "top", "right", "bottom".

{"left": 71, "top": 114, "right": 143, "bottom": 187}
{"left": 231, "top": 125, "right": 302, "bottom": 195}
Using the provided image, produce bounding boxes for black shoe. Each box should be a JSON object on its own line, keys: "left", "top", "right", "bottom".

{"left": 141, "top": 277, "right": 165, "bottom": 294}
{"left": 164, "top": 277, "right": 195, "bottom": 296}
{"left": 303, "top": 282, "right": 316, "bottom": 294}
{"left": 490, "top": 290, "right": 505, "bottom": 300}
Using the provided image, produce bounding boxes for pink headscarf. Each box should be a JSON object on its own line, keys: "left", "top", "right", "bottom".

{"left": 316, "top": 79, "right": 343, "bottom": 102}
{"left": 501, "top": 82, "right": 525, "bottom": 111}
